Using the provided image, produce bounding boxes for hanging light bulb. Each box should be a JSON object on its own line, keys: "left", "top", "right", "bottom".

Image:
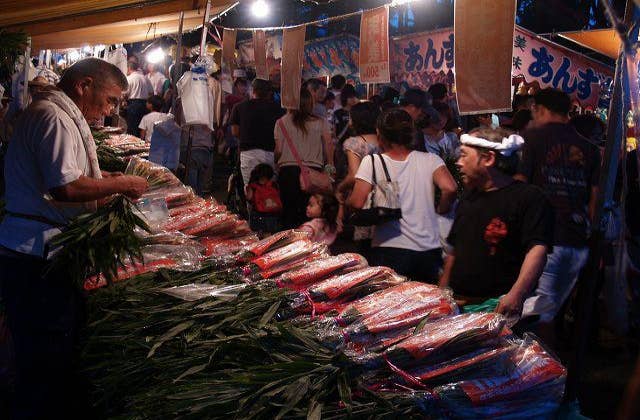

{"left": 251, "top": 0, "right": 269, "bottom": 18}
{"left": 146, "top": 47, "right": 166, "bottom": 64}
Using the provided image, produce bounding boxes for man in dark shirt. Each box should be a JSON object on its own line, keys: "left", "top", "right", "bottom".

{"left": 230, "top": 78, "right": 284, "bottom": 186}
{"left": 440, "top": 127, "right": 553, "bottom": 317}
{"left": 515, "top": 88, "right": 600, "bottom": 324}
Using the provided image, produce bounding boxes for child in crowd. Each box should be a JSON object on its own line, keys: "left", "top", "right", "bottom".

{"left": 139, "top": 95, "right": 171, "bottom": 142}
{"left": 246, "top": 164, "right": 282, "bottom": 233}
{"left": 323, "top": 91, "right": 336, "bottom": 118}
{"left": 298, "top": 193, "right": 339, "bottom": 246}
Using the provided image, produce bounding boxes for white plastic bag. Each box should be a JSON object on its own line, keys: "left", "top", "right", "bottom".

{"left": 177, "top": 65, "right": 215, "bottom": 130}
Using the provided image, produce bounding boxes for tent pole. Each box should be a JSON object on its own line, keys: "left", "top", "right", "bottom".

{"left": 22, "top": 37, "right": 31, "bottom": 110}
{"left": 564, "top": 0, "right": 637, "bottom": 401}
{"left": 200, "top": 0, "right": 212, "bottom": 58}
{"left": 173, "top": 11, "right": 184, "bottom": 113}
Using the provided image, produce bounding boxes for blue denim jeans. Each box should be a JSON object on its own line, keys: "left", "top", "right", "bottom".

{"left": 522, "top": 245, "right": 589, "bottom": 322}
{"left": 186, "top": 148, "right": 212, "bottom": 196}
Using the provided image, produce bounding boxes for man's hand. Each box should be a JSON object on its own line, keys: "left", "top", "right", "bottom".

{"left": 119, "top": 176, "right": 148, "bottom": 199}
{"left": 495, "top": 290, "right": 525, "bottom": 317}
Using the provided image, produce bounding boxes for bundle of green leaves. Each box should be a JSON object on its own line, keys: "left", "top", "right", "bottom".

{"left": 47, "top": 196, "right": 150, "bottom": 289}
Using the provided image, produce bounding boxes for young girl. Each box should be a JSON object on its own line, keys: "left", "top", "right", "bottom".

{"left": 246, "top": 164, "right": 282, "bottom": 233}
{"left": 298, "top": 193, "right": 339, "bottom": 246}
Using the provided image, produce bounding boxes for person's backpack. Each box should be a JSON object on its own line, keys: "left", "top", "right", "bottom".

{"left": 250, "top": 181, "right": 283, "bottom": 214}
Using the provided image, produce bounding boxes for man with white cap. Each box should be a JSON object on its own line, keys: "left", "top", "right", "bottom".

{"left": 439, "top": 126, "right": 553, "bottom": 318}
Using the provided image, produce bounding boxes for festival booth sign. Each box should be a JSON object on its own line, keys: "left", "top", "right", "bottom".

{"left": 281, "top": 25, "right": 306, "bottom": 110}
{"left": 454, "top": 0, "right": 516, "bottom": 114}
{"left": 390, "top": 27, "right": 613, "bottom": 110}
{"left": 239, "top": 34, "right": 360, "bottom": 82}
{"left": 221, "top": 28, "right": 238, "bottom": 93}
{"left": 359, "top": 6, "right": 390, "bottom": 84}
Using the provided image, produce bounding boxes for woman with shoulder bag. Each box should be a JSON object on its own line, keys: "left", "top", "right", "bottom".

{"left": 336, "top": 101, "right": 381, "bottom": 253}
{"left": 275, "top": 88, "right": 334, "bottom": 229}
{"left": 347, "top": 109, "right": 457, "bottom": 283}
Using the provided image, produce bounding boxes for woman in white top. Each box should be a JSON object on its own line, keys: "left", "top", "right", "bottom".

{"left": 348, "top": 108, "right": 457, "bottom": 283}
{"left": 274, "top": 88, "right": 333, "bottom": 228}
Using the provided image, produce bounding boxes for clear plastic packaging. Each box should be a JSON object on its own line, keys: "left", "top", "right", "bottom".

{"left": 237, "top": 229, "right": 310, "bottom": 260}
{"left": 201, "top": 234, "right": 260, "bottom": 257}
{"left": 182, "top": 213, "right": 238, "bottom": 237}
{"left": 126, "top": 156, "right": 181, "bottom": 190}
{"left": 167, "top": 198, "right": 221, "bottom": 218}
{"left": 134, "top": 195, "right": 169, "bottom": 232}
{"left": 254, "top": 243, "right": 329, "bottom": 281}
{"left": 434, "top": 334, "right": 567, "bottom": 419}
{"left": 306, "top": 266, "right": 405, "bottom": 302}
{"left": 335, "top": 282, "right": 445, "bottom": 327}
{"left": 274, "top": 253, "right": 368, "bottom": 289}
{"left": 160, "top": 283, "right": 247, "bottom": 301}
{"left": 140, "top": 185, "right": 197, "bottom": 209}
{"left": 280, "top": 267, "right": 406, "bottom": 320}
{"left": 380, "top": 312, "right": 509, "bottom": 368}
{"left": 83, "top": 244, "right": 202, "bottom": 290}
{"left": 342, "top": 293, "right": 458, "bottom": 340}
{"left": 139, "top": 231, "right": 205, "bottom": 251}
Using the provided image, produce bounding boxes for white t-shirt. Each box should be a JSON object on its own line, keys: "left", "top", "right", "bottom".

{"left": 126, "top": 70, "right": 154, "bottom": 100}
{"left": 0, "top": 100, "right": 94, "bottom": 257}
{"left": 355, "top": 151, "right": 445, "bottom": 252}
{"left": 138, "top": 111, "right": 171, "bottom": 142}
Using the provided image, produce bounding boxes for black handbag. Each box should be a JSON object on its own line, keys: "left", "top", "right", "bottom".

{"left": 348, "top": 154, "right": 402, "bottom": 227}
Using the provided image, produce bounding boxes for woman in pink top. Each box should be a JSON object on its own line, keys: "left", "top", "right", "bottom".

{"left": 298, "top": 193, "right": 339, "bottom": 246}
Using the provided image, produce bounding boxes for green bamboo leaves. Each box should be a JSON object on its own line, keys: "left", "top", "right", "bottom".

{"left": 47, "top": 196, "right": 150, "bottom": 289}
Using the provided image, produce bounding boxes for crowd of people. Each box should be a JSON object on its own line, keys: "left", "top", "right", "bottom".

{"left": 220, "top": 73, "right": 606, "bottom": 351}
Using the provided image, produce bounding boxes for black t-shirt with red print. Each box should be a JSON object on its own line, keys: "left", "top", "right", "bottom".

{"left": 518, "top": 122, "right": 601, "bottom": 247}
{"left": 447, "top": 181, "right": 554, "bottom": 299}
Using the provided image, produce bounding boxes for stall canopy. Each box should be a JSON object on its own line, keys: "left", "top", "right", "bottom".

{"left": 559, "top": 28, "right": 621, "bottom": 59}
{"left": 0, "top": 0, "right": 235, "bottom": 50}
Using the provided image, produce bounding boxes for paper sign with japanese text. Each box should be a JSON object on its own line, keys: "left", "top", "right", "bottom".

{"left": 222, "top": 28, "right": 237, "bottom": 73}
{"left": 281, "top": 25, "right": 306, "bottom": 109}
{"left": 253, "top": 30, "right": 269, "bottom": 81}
{"left": 359, "top": 6, "right": 390, "bottom": 84}
{"left": 390, "top": 27, "right": 613, "bottom": 109}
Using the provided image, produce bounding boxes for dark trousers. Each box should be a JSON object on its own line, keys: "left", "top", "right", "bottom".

{"left": 278, "top": 166, "right": 310, "bottom": 229}
{"left": 367, "top": 246, "right": 443, "bottom": 283}
{"left": 126, "top": 99, "right": 147, "bottom": 137}
{"left": 0, "top": 255, "right": 87, "bottom": 419}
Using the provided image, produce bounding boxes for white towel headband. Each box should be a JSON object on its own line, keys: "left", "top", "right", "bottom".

{"left": 460, "top": 133, "right": 525, "bottom": 157}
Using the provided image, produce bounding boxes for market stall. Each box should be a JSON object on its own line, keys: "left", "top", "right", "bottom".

{"left": 64, "top": 144, "right": 568, "bottom": 418}
{"left": 3, "top": 0, "right": 638, "bottom": 418}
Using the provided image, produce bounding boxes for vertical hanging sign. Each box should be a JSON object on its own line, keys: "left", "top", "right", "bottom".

{"left": 359, "top": 6, "right": 390, "bottom": 84}
{"left": 253, "top": 30, "right": 269, "bottom": 80}
{"left": 222, "top": 28, "right": 237, "bottom": 72}
{"left": 454, "top": 0, "right": 516, "bottom": 114}
{"left": 281, "top": 25, "right": 306, "bottom": 109}
{"left": 221, "top": 28, "right": 237, "bottom": 93}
